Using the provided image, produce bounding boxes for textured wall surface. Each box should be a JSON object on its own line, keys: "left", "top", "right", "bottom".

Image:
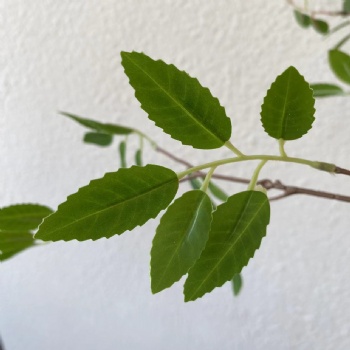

{"left": 1, "top": 1, "right": 349, "bottom": 349}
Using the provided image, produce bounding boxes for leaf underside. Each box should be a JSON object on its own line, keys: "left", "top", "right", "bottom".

{"left": 151, "top": 190, "right": 212, "bottom": 294}
{"left": 328, "top": 50, "right": 350, "bottom": 85}
{"left": 35, "top": 165, "right": 179, "bottom": 242}
{"left": 184, "top": 191, "right": 270, "bottom": 302}
{"left": 0, "top": 204, "right": 53, "bottom": 231}
{"left": 61, "top": 112, "right": 134, "bottom": 135}
{"left": 310, "top": 83, "right": 344, "bottom": 98}
{"left": 261, "top": 66, "right": 315, "bottom": 140}
{"left": 121, "top": 51, "right": 232, "bottom": 149}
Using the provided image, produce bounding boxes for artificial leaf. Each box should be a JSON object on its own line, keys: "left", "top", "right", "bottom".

{"left": 35, "top": 165, "right": 178, "bottom": 242}
{"left": 311, "top": 19, "right": 329, "bottom": 34}
{"left": 61, "top": 112, "right": 133, "bottom": 135}
{"left": 294, "top": 10, "right": 311, "bottom": 28}
{"left": 328, "top": 50, "right": 350, "bottom": 85}
{"left": 135, "top": 149, "right": 142, "bottom": 166}
{"left": 0, "top": 230, "right": 35, "bottom": 262}
{"left": 184, "top": 191, "right": 270, "bottom": 301}
{"left": 0, "top": 204, "right": 53, "bottom": 231}
{"left": 208, "top": 181, "right": 228, "bottom": 202}
{"left": 231, "top": 273, "right": 243, "bottom": 296}
{"left": 121, "top": 51, "right": 232, "bottom": 149}
{"left": 151, "top": 190, "right": 212, "bottom": 293}
{"left": 261, "top": 66, "right": 315, "bottom": 140}
{"left": 84, "top": 132, "right": 113, "bottom": 146}
{"left": 310, "top": 83, "right": 344, "bottom": 98}
{"left": 119, "top": 141, "right": 127, "bottom": 168}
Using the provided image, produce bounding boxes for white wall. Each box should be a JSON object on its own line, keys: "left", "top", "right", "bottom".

{"left": 1, "top": 1, "right": 350, "bottom": 349}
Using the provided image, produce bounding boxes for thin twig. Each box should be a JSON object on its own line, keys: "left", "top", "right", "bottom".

{"left": 155, "top": 146, "right": 350, "bottom": 203}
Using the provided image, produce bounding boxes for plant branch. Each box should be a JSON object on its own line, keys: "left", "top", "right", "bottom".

{"left": 156, "top": 146, "right": 350, "bottom": 203}
{"left": 287, "top": 0, "right": 350, "bottom": 17}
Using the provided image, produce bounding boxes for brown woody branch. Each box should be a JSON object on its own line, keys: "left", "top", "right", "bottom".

{"left": 155, "top": 146, "right": 350, "bottom": 203}
{"left": 287, "top": 0, "right": 350, "bottom": 17}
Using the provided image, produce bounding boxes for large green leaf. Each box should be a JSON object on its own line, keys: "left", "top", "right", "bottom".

{"left": 83, "top": 132, "right": 113, "bottom": 146}
{"left": 261, "top": 66, "right": 315, "bottom": 140}
{"left": 0, "top": 204, "right": 53, "bottom": 231}
{"left": 151, "top": 190, "right": 212, "bottom": 294}
{"left": 61, "top": 112, "right": 134, "bottom": 135}
{"left": 0, "top": 230, "right": 35, "bottom": 262}
{"left": 35, "top": 165, "right": 178, "bottom": 242}
{"left": 184, "top": 191, "right": 270, "bottom": 301}
{"left": 121, "top": 51, "right": 232, "bottom": 149}
{"left": 310, "top": 83, "right": 344, "bottom": 98}
{"left": 328, "top": 50, "right": 350, "bottom": 85}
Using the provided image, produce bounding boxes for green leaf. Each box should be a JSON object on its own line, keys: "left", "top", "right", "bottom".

{"left": 189, "top": 178, "right": 202, "bottom": 190}
{"left": 261, "top": 66, "right": 315, "bottom": 140}
{"left": 208, "top": 181, "right": 228, "bottom": 202}
{"left": 329, "top": 50, "right": 350, "bottom": 85}
{"left": 311, "top": 19, "right": 329, "bottom": 34}
{"left": 294, "top": 10, "right": 311, "bottom": 28}
{"left": 121, "top": 51, "right": 232, "bottom": 149}
{"left": 135, "top": 149, "right": 143, "bottom": 166}
{"left": 151, "top": 190, "right": 212, "bottom": 293}
{"left": 0, "top": 204, "right": 53, "bottom": 231}
{"left": 61, "top": 112, "right": 133, "bottom": 135}
{"left": 231, "top": 273, "right": 243, "bottom": 296}
{"left": 84, "top": 132, "right": 113, "bottom": 146}
{"left": 344, "top": 0, "right": 350, "bottom": 12}
{"left": 184, "top": 191, "right": 270, "bottom": 302}
{"left": 35, "top": 165, "right": 178, "bottom": 242}
{"left": 310, "top": 83, "right": 345, "bottom": 98}
{"left": 119, "top": 141, "right": 127, "bottom": 168}
{"left": 0, "top": 230, "right": 35, "bottom": 262}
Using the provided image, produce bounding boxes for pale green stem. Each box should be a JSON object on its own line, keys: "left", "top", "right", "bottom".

{"left": 200, "top": 166, "right": 217, "bottom": 192}
{"left": 139, "top": 134, "right": 144, "bottom": 151}
{"left": 177, "top": 155, "right": 334, "bottom": 180}
{"left": 134, "top": 130, "right": 157, "bottom": 148}
{"left": 278, "top": 139, "right": 288, "bottom": 157}
{"left": 248, "top": 160, "right": 268, "bottom": 191}
{"left": 225, "top": 141, "right": 245, "bottom": 157}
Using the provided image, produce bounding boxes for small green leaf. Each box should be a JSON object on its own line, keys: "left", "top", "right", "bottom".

{"left": 261, "top": 66, "right": 315, "bottom": 140}
{"left": 231, "top": 273, "right": 243, "bottom": 296}
{"left": 0, "top": 204, "right": 53, "bottom": 231}
{"left": 310, "top": 83, "right": 345, "bottom": 98}
{"left": 84, "top": 132, "right": 113, "bottom": 146}
{"left": 329, "top": 50, "right": 350, "bottom": 85}
{"left": 344, "top": 0, "right": 350, "bottom": 12}
{"left": 121, "top": 51, "right": 232, "bottom": 149}
{"left": 35, "top": 165, "right": 178, "bottom": 242}
{"left": 151, "top": 190, "right": 212, "bottom": 293}
{"left": 294, "top": 10, "right": 311, "bottom": 28}
{"left": 0, "top": 230, "right": 35, "bottom": 262}
{"left": 61, "top": 112, "right": 133, "bottom": 135}
{"left": 208, "top": 182, "right": 228, "bottom": 202}
{"left": 311, "top": 19, "right": 329, "bottom": 34}
{"left": 184, "top": 191, "right": 270, "bottom": 302}
{"left": 189, "top": 178, "right": 202, "bottom": 190}
{"left": 119, "top": 141, "right": 127, "bottom": 168}
{"left": 135, "top": 149, "right": 143, "bottom": 166}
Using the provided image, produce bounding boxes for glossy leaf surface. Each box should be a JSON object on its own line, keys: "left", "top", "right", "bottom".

{"left": 329, "top": 50, "right": 350, "bottom": 85}
{"left": 0, "top": 204, "right": 53, "bottom": 231}
{"left": 261, "top": 66, "right": 315, "bottom": 140}
{"left": 61, "top": 112, "right": 133, "bottom": 135}
{"left": 151, "top": 190, "right": 212, "bottom": 293}
{"left": 121, "top": 51, "right": 231, "bottom": 149}
{"left": 184, "top": 191, "right": 270, "bottom": 301}
{"left": 84, "top": 132, "right": 113, "bottom": 146}
{"left": 0, "top": 231, "right": 35, "bottom": 261}
{"left": 36, "top": 165, "right": 178, "bottom": 242}
{"left": 310, "top": 83, "right": 344, "bottom": 98}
